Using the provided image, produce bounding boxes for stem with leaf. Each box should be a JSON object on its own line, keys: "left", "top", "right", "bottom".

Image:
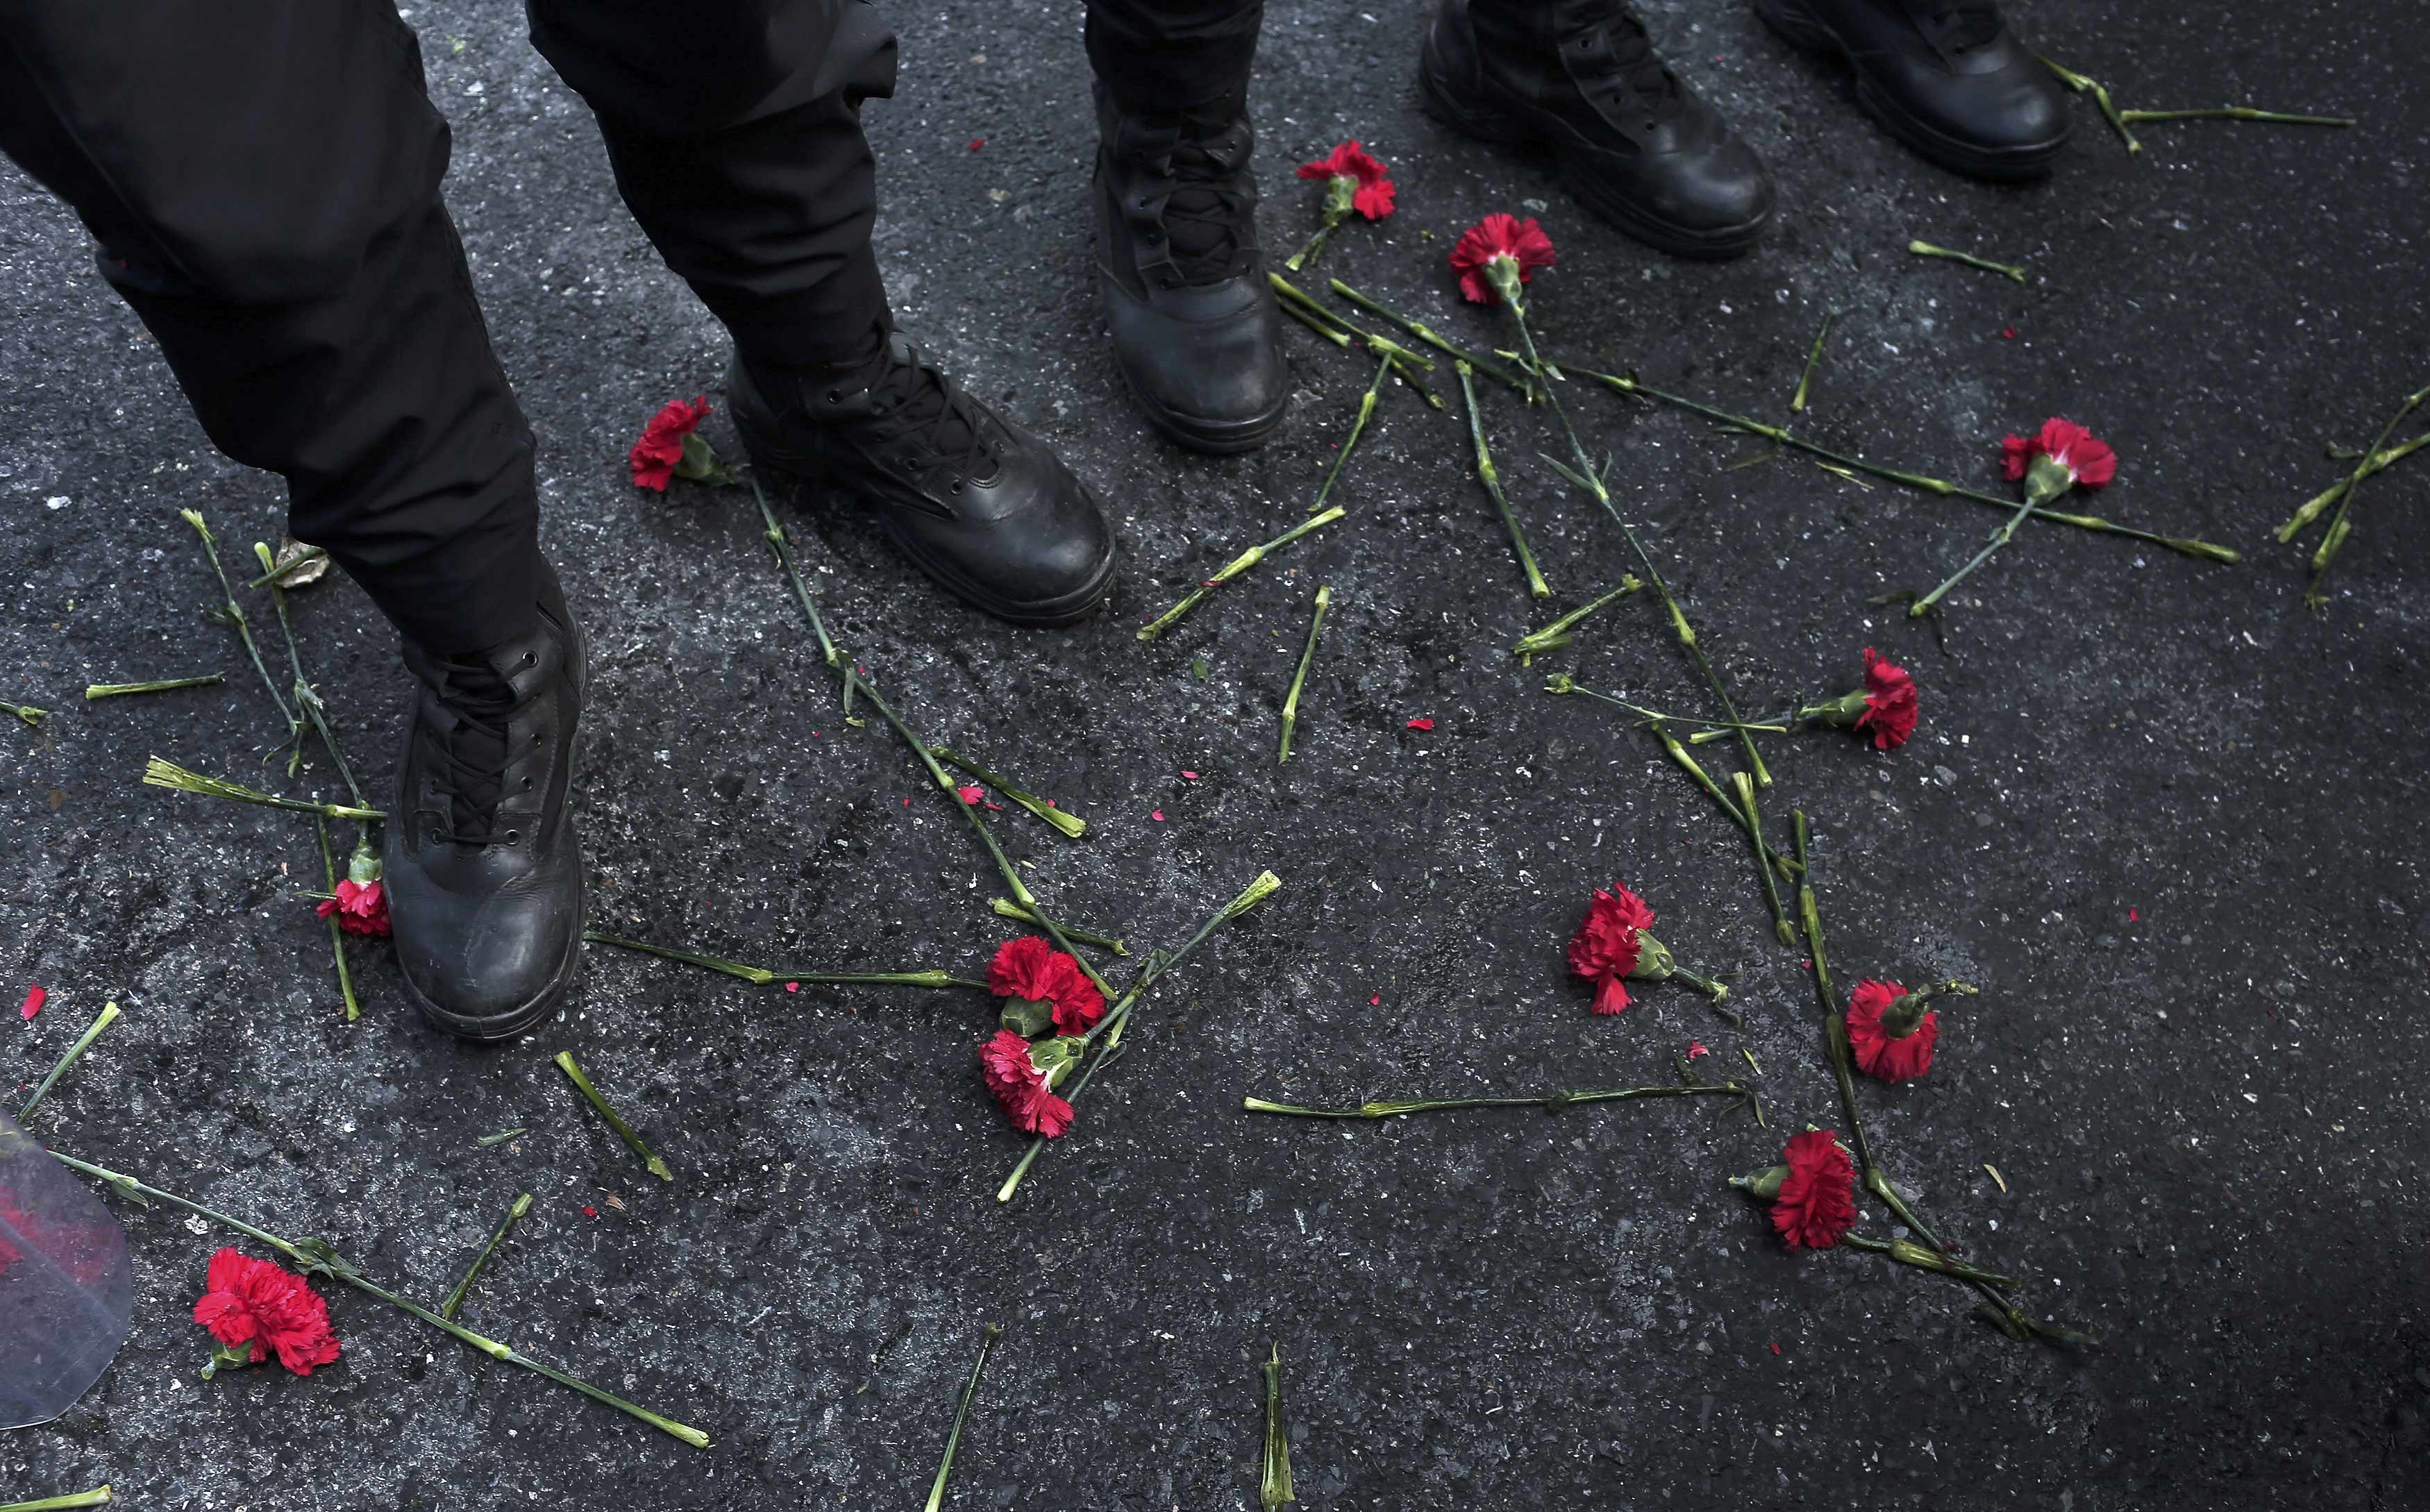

{"left": 931, "top": 746, "right": 1086, "bottom": 838}
{"left": 1791, "top": 311, "right": 1836, "bottom": 414}
{"left": 316, "top": 817, "right": 361, "bottom": 1023}
{"left": 0, "top": 1490, "right": 113, "bottom": 1511}
{"left": 748, "top": 474, "right": 841, "bottom": 670}
{"left": 1570, "top": 367, "right": 2238, "bottom": 562}
{"left": 1330, "top": 279, "right": 1534, "bottom": 397}
{"left": 2036, "top": 56, "right": 2140, "bottom": 152}
{"left": 989, "top": 899, "right": 1127, "bottom": 955}
{"left": 1547, "top": 680, "right": 1798, "bottom": 877}
{"left": 1459, "top": 362, "right": 1552, "bottom": 600}
{"left": 5, "top": 701, "right": 45, "bottom": 728}
{"left": 1511, "top": 578, "right": 1643, "bottom": 662}
{"left": 179, "top": 509, "right": 298, "bottom": 747}
{"left": 1279, "top": 585, "right": 1332, "bottom": 764}
{"left": 1731, "top": 770, "right": 1795, "bottom": 946}
{"left": 1907, "top": 240, "right": 2026, "bottom": 283}
{"left": 2297, "top": 383, "right": 2428, "bottom": 607}
{"left": 1268, "top": 274, "right": 1441, "bottom": 401}
{"left": 1262, "top": 1342, "right": 1296, "bottom": 1509}
{"left": 1244, "top": 1080, "right": 1753, "bottom": 1120}
{"left": 246, "top": 544, "right": 328, "bottom": 589}
{"left": 19, "top": 1001, "right": 121, "bottom": 1119}
{"left": 2280, "top": 433, "right": 2429, "bottom": 541}
{"left": 46, "top": 1148, "right": 709, "bottom": 1446}
{"left": 1309, "top": 354, "right": 1393, "bottom": 514}
{"left": 144, "top": 755, "right": 384, "bottom": 821}
{"left": 2120, "top": 106, "right": 2353, "bottom": 126}
{"left": 583, "top": 930, "right": 985, "bottom": 989}
{"left": 1136, "top": 507, "right": 1346, "bottom": 641}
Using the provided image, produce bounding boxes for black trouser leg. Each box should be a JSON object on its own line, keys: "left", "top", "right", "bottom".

{"left": 0, "top": 0, "right": 541, "bottom": 653}
{"left": 527, "top": 0, "right": 900, "bottom": 367}
{"left": 1086, "top": 0, "right": 1266, "bottom": 115}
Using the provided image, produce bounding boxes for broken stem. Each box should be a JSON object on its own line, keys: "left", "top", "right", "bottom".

{"left": 1278, "top": 585, "right": 1332, "bottom": 764}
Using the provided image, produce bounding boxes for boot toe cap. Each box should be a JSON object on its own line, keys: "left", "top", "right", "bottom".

{"left": 1105, "top": 276, "right": 1290, "bottom": 452}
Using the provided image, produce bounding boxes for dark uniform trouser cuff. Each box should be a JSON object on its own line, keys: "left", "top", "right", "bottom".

{"left": 1086, "top": 0, "right": 1266, "bottom": 115}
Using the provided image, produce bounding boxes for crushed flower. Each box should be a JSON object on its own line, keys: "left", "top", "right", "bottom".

{"left": 1296, "top": 140, "right": 1396, "bottom": 221}
{"left": 315, "top": 877, "right": 391, "bottom": 938}
{"left": 2001, "top": 417, "right": 2118, "bottom": 492}
{"left": 978, "top": 1029, "right": 1075, "bottom": 1139}
{"left": 1772, "top": 1129, "right": 1857, "bottom": 1250}
{"left": 1854, "top": 648, "right": 1918, "bottom": 750}
{"left": 627, "top": 396, "right": 712, "bottom": 492}
{"left": 1845, "top": 977, "right": 1939, "bottom": 1082}
{"left": 1565, "top": 884, "right": 1654, "bottom": 1015}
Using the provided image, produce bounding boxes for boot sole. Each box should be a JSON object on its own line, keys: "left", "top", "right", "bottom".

{"left": 1752, "top": 0, "right": 2066, "bottom": 182}
{"left": 1108, "top": 347, "right": 1287, "bottom": 456}
{"left": 735, "top": 430, "right": 1116, "bottom": 630}
{"left": 1417, "top": 55, "right": 1769, "bottom": 260}
{"left": 399, "top": 876, "right": 586, "bottom": 1043}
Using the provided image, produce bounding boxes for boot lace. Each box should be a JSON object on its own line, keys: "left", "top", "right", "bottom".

{"left": 1907, "top": 1, "right": 2002, "bottom": 51}
{"left": 424, "top": 661, "right": 517, "bottom": 846}
{"left": 1163, "top": 126, "right": 1257, "bottom": 285}
{"left": 1563, "top": 6, "right": 1684, "bottom": 127}
{"left": 857, "top": 343, "right": 992, "bottom": 482}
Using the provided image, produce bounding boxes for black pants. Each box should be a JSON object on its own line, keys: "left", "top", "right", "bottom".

{"left": 0, "top": 0, "right": 1261, "bottom": 653}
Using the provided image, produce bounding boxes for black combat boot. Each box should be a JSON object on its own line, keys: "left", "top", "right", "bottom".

{"left": 1092, "top": 84, "right": 1289, "bottom": 454}
{"left": 729, "top": 325, "right": 1116, "bottom": 626}
{"left": 385, "top": 559, "right": 585, "bottom": 1041}
{"left": 1753, "top": 0, "right": 2068, "bottom": 180}
{"left": 1420, "top": 0, "right": 1775, "bottom": 259}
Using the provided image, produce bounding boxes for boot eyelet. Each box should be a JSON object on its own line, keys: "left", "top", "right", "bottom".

{"left": 523, "top": 776, "right": 535, "bottom": 790}
{"left": 826, "top": 388, "right": 842, "bottom": 404}
{"left": 950, "top": 480, "right": 965, "bottom": 495}
{"left": 504, "top": 830, "right": 520, "bottom": 846}
{"left": 521, "top": 650, "right": 535, "bottom": 666}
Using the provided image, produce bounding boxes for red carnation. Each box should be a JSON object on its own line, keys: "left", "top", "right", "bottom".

{"left": 192, "top": 1247, "right": 344, "bottom": 1375}
{"left": 1770, "top": 1129, "right": 1857, "bottom": 1250}
{"left": 1999, "top": 417, "right": 2116, "bottom": 503}
{"left": 977, "top": 1030, "right": 1075, "bottom": 1139}
{"left": 1854, "top": 648, "right": 1918, "bottom": 750}
{"left": 1449, "top": 214, "right": 1555, "bottom": 305}
{"left": 987, "top": 936, "right": 1105, "bottom": 1034}
{"left": 315, "top": 877, "right": 390, "bottom": 938}
{"left": 628, "top": 396, "right": 711, "bottom": 492}
{"left": 1564, "top": 884, "right": 1654, "bottom": 1015}
{"left": 1847, "top": 982, "right": 1944, "bottom": 1089}
{"left": 1296, "top": 140, "right": 1396, "bottom": 221}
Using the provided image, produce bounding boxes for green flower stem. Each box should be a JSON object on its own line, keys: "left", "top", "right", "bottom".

{"left": 1840, "top": 1232, "right": 2020, "bottom": 1288}
{"left": 1456, "top": 362, "right": 1553, "bottom": 600}
{"left": 1309, "top": 353, "right": 1393, "bottom": 514}
{"left": 553, "top": 1052, "right": 674, "bottom": 1182}
{"left": 1511, "top": 578, "right": 1644, "bottom": 661}
{"left": 19, "top": 1000, "right": 122, "bottom": 1119}
{"left": 316, "top": 817, "right": 361, "bottom": 1023}
{"left": 1278, "top": 585, "right": 1332, "bottom": 764}
{"left": 253, "top": 541, "right": 371, "bottom": 811}
{"left": 582, "top": 930, "right": 982, "bottom": 989}
{"left": 1791, "top": 815, "right": 2038, "bottom": 1340}
{"left": 1607, "top": 712, "right": 1798, "bottom": 880}
{"left": 1330, "top": 280, "right": 1534, "bottom": 397}
{"left": 46, "top": 1149, "right": 710, "bottom": 1447}
{"left": 2036, "top": 54, "right": 2140, "bottom": 153}
{"left": 5, "top": 701, "right": 46, "bottom": 728}
{"left": 1262, "top": 1342, "right": 1296, "bottom": 1509}
{"left": 1791, "top": 310, "right": 1836, "bottom": 414}
{"left": 1547, "top": 675, "right": 1788, "bottom": 739}
{"left": 245, "top": 544, "right": 328, "bottom": 589}
{"left": 1910, "top": 480, "right": 2050, "bottom": 616}
{"left": 922, "top": 1323, "right": 1005, "bottom": 1512}
{"left": 1243, "top": 1081, "right": 1751, "bottom": 1120}
{"left": 0, "top": 1489, "right": 112, "bottom": 1511}
{"left": 1136, "top": 506, "right": 1347, "bottom": 641}
{"left": 988, "top": 899, "right": 1128, "bottom": 955}
{"left": 477, "top": 1127, "right": 527, "bottom": 1147}
{"left": 2298, "top": 382, "right": 2429, "bottom": 605}
{"left": 1268, "top": 275, "right": 1440, "bottom": 400}
{"left": 1501, "top": 304, "right": 1775, "bottom": 789}
{"left": 997, "top": 871, "right": 1280, "bottom": 1203}
{"left": 1283, "top": 215, "right": 1341, "bottom": 273}
{"left": 439, "top": 1191, "right": 532, "bottom": 1320}
{"left": 179, "top": 509, "right": 299, "bottom": 744}
{"left": 144, "top": 755, "right": 385, "bottom": 821}
{"left": 2119, "top": 106, "right": 2354, "bottom": 126}
{"left": 930, "top": 746, "right": 1087, "bottom": 839}
{"left": 850, "top": 670, "right": 1116, "bottom": 1003}
{"left": 84, "top": 674, "right": 221, "bottom": 699}
{"left": 1732, "top": 771, "right": 1795, "bottom": 946}
{"left": 1570, "top": 367, "right": 2239, "bottom": 562}
{"left": 748, "top": 474, "right": 840, "bottom": 669}
{"left": 2281, "top": 432, "right": 2430, "bottom": 540}
{"left": 1907, "top": 240, "right": 2027, "bottom": 283}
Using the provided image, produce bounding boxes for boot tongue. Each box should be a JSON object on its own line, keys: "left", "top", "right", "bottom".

{"left": 851, "top": 337, "right": 986, "bottom": 477}
{"left": 437, "top": 660, "right": 517, "bottom": 843}
{"left": 1907, "top": 0, "right": 2001, "bottom": 49}
{"left": 1159, "top": 107, "right": 1255, "bottom": 285}
{"left": 1564, "top": 6, "right": 1683, "bottom": 124}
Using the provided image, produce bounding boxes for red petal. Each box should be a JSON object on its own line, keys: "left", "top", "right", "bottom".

{"left": 20, "top": 984, "right": 44, "bottom": 1019}
{"left": 956, "top": 784, "right": 984, "bottom": 805}
{"left": 1180, "top": 770, "right": 1199, "bottom": 780}
{"left": 1405, "top": 717, "right": 1434, "bottom": 731}
{"left": 968, "top": 138, "right": 984, "bottom": 151}
{"left": 1150, "top": 809, "right": 1166, "bottom": 822}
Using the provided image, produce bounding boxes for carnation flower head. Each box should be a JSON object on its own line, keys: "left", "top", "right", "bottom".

{"left": 628, "top": 396, "right": 711, "bottom": 491}
{"left": 1770, "top": 1129, "right": 1857, "bottom": 1250}
{"left": 987, "top": 936, "right": 1105, "bottom": 1034}
{"left": 1296, "top": 140, "right": 1396, "bottom": 221}
{"left": 1845, "top": 977, "right": 1941, "bottom": 1082}
{"left": 1564, "top": 884, "right": 1656, "bottom": 1015}
{"left": 1450, "top": 214, "right": 1555, "bottom": 305}
{"left": 2000, "top": 417, "right": 2116, "bottom": 504}
{"left": 316, "top": 877, "right": 390, "bottom": 938}
{"left": 1854, "top": 648, "right": 1918, "bottom": 750}
{"left": 976, "top": 1030, "right": 1075, "bottom": 1139}
{"left": 192, "top": 1247, "right": 344, "bottom": 1375}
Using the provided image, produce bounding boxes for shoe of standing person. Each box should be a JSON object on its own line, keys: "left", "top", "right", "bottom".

{"left": 1419, "top": 0, "right": 1775, "bottom": 259}
{"left": 1091, "top": 84, "right": 1289, "bottom": 453}
{"left": 729, "top": 325, "right": 1117, "bottom": 626}
{"left": 386, "top": 560, "right": 586, "bottom": 1042}
{"left": 1752, "top": 0, "right": 2069, "bottom": 180}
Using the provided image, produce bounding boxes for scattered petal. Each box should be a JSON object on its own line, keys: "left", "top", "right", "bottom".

{"left": 2128, "top": 906, "right": 2139, "bottom": 922}
{"left": 1180, "top": 770, "right": 1200, "bottom": 780}
{"left": 1769, "top": 1341, "right": 1782, "bottom": 1356}
{"left": 1405, "top": 717, "right": 1434, "bottom": 732}
{"left": 1368, "top": 992, "right": 1382, "bottom": 1006}
{"left": 2001, "top": 325, "right": 2018, "bottom": 339}
{"left": 968, "top": 137, "right": 985, "bottom": 151}
{"left": 19, "top": 984, "right": 44, "bottom": 1020}
{"left": 1151, "top": 809, "right": 1166, "bottom": 822}
{"left": 785, "top": 982, "right": 800, "bottom": 993}
{"left": 582, "top": 1206, "right": 598, "bottom": 1218}
{"left": 956, "top": 784, "right": 984, "bottom": 805}
{"left": 1686, "top": 1041, "right": 1710, "bottom": 1060}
